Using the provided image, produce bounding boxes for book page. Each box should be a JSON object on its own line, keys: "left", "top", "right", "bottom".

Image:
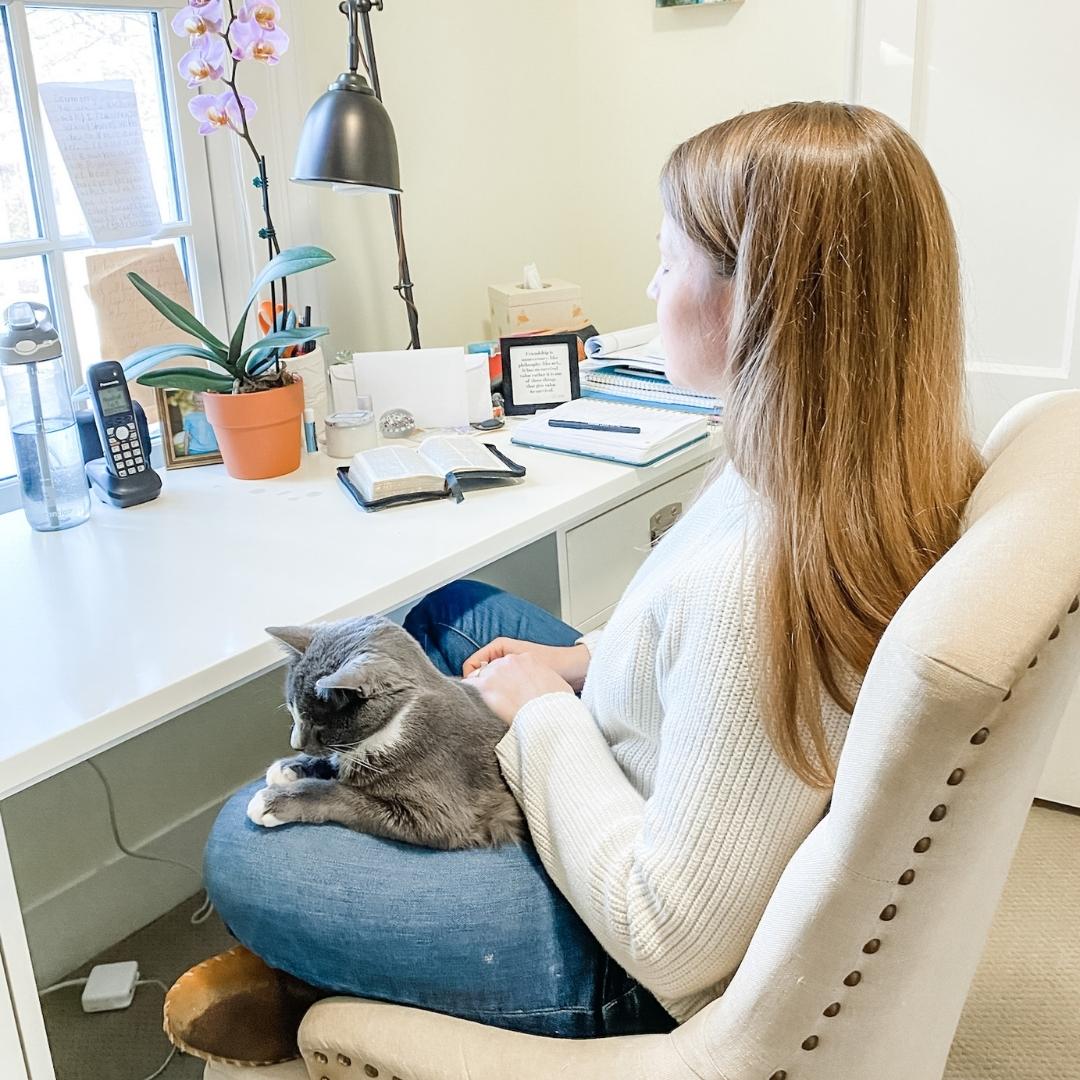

{"left": 418, "top": 436, "right": 502, "bottom": 475}
{"left": 350, "top": 446, "right": 443, "bottom": 500}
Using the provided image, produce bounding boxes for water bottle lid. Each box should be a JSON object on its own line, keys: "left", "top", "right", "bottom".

{"left": 1, "top": 301, "right": 62, "bottom": 366}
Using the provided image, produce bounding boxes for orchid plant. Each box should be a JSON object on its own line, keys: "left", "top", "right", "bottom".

{"left": 167, "top": 0, "right": 296, "bottom": 382}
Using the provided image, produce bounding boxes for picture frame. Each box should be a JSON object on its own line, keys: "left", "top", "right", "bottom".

{"left": 499, "top": 332, "right": 581, "bottom": 416}
{"left": 155, "top": 387, "right": 223, "bottom": 469}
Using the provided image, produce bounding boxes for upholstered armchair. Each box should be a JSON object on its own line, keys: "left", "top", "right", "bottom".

{"left": 206, "top": 390, "right": 1080, "bottom": 1080}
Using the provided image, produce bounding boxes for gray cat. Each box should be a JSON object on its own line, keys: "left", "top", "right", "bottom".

{"left": 245, "top": 615, "right": 525, "bottom": 850}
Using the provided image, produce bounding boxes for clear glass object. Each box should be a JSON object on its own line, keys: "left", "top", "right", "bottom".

{"left": 1, "top": 308, "right": 90, "bottom": 532}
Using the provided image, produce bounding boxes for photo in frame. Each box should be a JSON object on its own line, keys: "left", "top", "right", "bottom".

{"left": 499, "top": 333, "right": 581, "bottom": 416}
{"left": 155, "top": 387, "right": 223, "bottom": 469}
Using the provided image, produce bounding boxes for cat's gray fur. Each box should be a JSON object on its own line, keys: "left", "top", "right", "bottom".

{"left": 247, "top": 616, "right": 524, "bottom": 850}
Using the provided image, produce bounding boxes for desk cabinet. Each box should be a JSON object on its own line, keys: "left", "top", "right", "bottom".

{"left": 560, "top": 462, "right": 711, "bottom": 632}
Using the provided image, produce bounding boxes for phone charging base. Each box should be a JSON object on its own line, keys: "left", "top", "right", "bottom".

{"left": 86, "top": 458, "right": 162, "bottom": 509}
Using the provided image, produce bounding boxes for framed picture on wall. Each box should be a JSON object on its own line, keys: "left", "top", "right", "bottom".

{"left": 155, "top": 387, "right": 223, "bottom": 469}
{"left": 499, "top": 333, "right": 582, "bottom": 416}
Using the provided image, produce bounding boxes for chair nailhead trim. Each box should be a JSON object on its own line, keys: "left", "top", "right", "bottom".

{"left": 898, "top": 868, "right": 916, "bottom": 885}
{"left": 802, "top": 1035, "right": 819, "bottom": 1050}
{"left": 880, "top": 904, "right": 897, "bottom": 921}
{"left": 1028, "top": 656, "right": 1038, "bottom": 668}
{"left": 929, "top": 804, "right": 947, "bottom": 822}
{"left": 844, "top": 970, "right": 862, "bottom": 986}
{"left": 768, "top": 1071, "right": 787, "bottom": 1080}
{"left": 365, "top": 1067, "right": 379, "bottom": 1078}
{"left": 314, "top": 1054, "right": 327, "bottom": 1065}
{"left": 970, "top": 728, "right": 990, "bottom": 745}
{"left": 1002, "top": 689, "right": 1012, "bottom": 701}
{"left": 914, "top": 836, "right": 932, "bottom": 852}
{"left": 338, "top": 1055, "right": 351, "bottom": 1067}
{"left": 947, "top": 768, "right": 965, "bottom": 785}
{"left": 1050, "top": 625, "right": 1061, "bottom": 640}
{"left": 863, "top": 938, "right": 881, "bottom": 953}
{"left": 1069, "top": 595, "right": 1078, "bottom": 614}
{"left": 823, "top": 1002, "right": 841, "bottom": 1017}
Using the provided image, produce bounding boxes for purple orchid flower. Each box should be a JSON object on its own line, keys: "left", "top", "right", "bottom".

{"left": 189, "top": 90, "right": 256, "bottom": 136}
{"left": 178, "top": 36, "right": 228, "bottom": 88}
{"left": 239, "top": 0, "right": 281, "bottom": 32}
{"left": 230, "top": 15, "right": 289, "bottom": 64}
{"left": 171, "top": 1, "right": 224, "bottom": 41}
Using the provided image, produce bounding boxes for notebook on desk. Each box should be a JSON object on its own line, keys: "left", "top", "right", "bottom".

{"left": 510, "top": 398, "right": 708, "bottom": 466}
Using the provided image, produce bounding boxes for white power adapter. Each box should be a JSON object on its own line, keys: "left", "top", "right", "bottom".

{"left": 80, "top": 961, "right": 140, "bottom": 1013}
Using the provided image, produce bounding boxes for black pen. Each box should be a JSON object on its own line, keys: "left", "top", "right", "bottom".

{"left": 548, "top": 419, "right": 642, "bottom": 434}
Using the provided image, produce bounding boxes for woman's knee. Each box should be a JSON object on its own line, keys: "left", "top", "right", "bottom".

{"left": 403, "top": 580, "right": 504, "bottom": 637}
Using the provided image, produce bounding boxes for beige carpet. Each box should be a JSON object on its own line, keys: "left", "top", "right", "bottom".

{"left": 38, "top": 802, "right": 1080, "bottom": 1079}
{"left": 944, "top": 801, "right": 1080, "bottom": 1080}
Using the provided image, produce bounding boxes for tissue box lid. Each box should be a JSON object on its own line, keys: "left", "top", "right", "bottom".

{"left": 488, "top": 278, "right": 581, "bottom": 307}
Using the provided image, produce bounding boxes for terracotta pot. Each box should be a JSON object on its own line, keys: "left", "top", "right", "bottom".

{"left": 202, "top": 378, "right": 304, "bottom": 480}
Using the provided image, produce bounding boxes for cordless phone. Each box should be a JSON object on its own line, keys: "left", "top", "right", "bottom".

{"left": 83, "top": 361, "right": 161, "bottom": 507}
{"left": 87, "top": 361, "right": 149, "bottom": 479}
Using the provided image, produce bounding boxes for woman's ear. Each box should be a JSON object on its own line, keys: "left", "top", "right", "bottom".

{"left": 315, "top": 653, "right": 408, "bottom": 699}
{"left": 266, "top": 625, "right": 317, "bottom": 656}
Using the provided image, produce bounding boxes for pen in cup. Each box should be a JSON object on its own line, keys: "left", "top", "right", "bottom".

{"left": 548, "top": 419, "right": 642, "bottom": 434}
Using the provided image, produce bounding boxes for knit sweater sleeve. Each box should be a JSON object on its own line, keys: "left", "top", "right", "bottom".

{"left": 494, "top": 571, "right": 832, "bottom": 1007}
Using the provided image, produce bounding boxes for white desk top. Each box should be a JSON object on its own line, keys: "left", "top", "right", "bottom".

{"left": 0, "top": 430, "right": 715, "bottom": 799}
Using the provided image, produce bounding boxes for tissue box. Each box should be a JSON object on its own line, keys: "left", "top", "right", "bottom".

{"left": 488, "top": 278, "right": 586, "bottom": 338}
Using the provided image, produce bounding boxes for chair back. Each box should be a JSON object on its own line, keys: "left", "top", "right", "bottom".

{"left": 673, "top": 390, "right": 1080, "bottom": 1080}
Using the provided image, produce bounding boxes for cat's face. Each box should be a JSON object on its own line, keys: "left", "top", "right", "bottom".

{"left": 266, "top": 617, "right": 423, "bottom": 756}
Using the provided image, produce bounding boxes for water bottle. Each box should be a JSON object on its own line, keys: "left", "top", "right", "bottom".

{"left": 0, "top": 302, "right": 90, "bottom": 532}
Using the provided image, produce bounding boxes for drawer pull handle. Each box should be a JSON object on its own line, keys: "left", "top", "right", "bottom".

{"left": 650, "top": 502, "right": 683, "bottom": 543}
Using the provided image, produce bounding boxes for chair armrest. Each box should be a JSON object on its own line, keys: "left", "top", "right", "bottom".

{"left": 298, "top": 997, "right": 686, "bottom": 1080}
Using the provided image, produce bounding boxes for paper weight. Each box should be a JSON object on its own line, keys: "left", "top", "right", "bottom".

{"left": 379, "top": 408, "right": 416, "bottom": 439}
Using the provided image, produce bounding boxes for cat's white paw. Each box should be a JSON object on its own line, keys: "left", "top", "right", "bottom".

{"left": 266, "top": 760, "right": 300, "bottom": 787}
{"left": 246, "top": 788, "right": 285, "bottom": 828}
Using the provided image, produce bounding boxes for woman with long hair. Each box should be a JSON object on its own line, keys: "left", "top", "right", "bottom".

{"left": 203, "top": 101, "right": 984, "bottom": 1043}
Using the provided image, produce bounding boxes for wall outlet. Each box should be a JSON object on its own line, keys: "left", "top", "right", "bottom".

{"left": 81, "top": 961, "right": 139, "bottom": 1013}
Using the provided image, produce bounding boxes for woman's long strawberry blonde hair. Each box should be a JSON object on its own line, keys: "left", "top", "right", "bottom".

{"left": 661, "top": 102, "right": 984, "bottom": 789}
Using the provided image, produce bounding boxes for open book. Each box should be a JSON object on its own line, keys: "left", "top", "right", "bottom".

{"left": 338, "top": 436, "right": 525, "bottom": 509}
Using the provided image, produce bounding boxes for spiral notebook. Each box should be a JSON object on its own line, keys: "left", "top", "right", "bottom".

{"left": 510, "top": 399, "right": 708, "bottom": 466}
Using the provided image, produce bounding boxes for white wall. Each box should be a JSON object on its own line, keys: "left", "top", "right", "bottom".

{"left": 3, "top": 0, "right": 857, "bottom": 985}
{"left": 280, "top": 0, "right": 855, "bottom": 353}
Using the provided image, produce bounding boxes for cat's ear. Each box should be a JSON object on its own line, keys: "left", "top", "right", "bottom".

{"left": 316, "top": 653, "right": 408, "bottom": 698}
{"left": 266, "top": 625, "right": 316, "bottom": 656}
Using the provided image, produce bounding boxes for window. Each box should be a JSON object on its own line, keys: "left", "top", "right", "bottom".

{"left": 0, "top": 0, "right": 225, "bottom": 492}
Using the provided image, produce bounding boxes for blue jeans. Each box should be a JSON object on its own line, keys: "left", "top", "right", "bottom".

{"left": 204, "top": 580, "right": 676, "bottom": 1038}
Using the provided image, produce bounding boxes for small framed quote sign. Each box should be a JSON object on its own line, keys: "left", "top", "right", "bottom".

{"left": 499, "top": 333, "right": 581, "bottom": 415}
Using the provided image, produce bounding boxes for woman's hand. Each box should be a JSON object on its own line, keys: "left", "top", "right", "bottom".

{"left": 465, "top": 653, "right": 574, "bottom": 727}
{"left": 463, "top": 638, "right": 590, "bottom": 692}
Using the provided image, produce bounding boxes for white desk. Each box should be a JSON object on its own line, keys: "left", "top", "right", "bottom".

{"left": 0, "top": 427, "right": 717, "bottom": 1079}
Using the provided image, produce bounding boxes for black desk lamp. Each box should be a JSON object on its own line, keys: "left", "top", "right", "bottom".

{"left": 292, "top": 0, "right": 421, "bottom": 349}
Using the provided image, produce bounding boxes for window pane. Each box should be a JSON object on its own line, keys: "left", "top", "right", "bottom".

{"left": 27, "top": 6, "right": 182, "bottom": 239}
{"left": 65, "top": 237, "right": 194, "bottom": 423}
{"left": 0, "top": 10, "right": 41, "bottom": 243}
{"left": 0, "top": 255, "right": 52, "bottom": 481}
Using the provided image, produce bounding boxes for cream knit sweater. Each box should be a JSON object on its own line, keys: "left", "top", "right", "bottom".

{"left": 495, "top": 461, "right": 852, "bottom": 1023}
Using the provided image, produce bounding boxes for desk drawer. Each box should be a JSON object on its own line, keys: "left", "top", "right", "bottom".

{"left": 564, "top": 463, "right": 710, "bottom": 629}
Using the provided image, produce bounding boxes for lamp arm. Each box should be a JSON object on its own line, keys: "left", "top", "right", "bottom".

{"left": 345, "top": 0, "right": 420, "bottom": 349}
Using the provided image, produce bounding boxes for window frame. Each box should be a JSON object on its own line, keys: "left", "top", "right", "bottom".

{"left": 0, "top": 0, "right": 228, "bottom": 511}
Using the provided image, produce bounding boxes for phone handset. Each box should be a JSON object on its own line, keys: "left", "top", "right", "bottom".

{"left": 86, "top": 361, "right": 149, "bottom": 479}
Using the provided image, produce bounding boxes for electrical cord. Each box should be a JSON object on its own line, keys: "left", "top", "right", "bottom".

{"left": 87, "top": 760, "right": 214, "bottom": 925}
{"left": 37, "top": 977, "right": 177, "bottom": 1080}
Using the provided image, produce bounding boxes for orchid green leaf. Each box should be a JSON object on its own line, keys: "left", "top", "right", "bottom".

{"left": 135, "top": 367, "right": 236, "bottom": 393}
{"left": 126, "top": 273, "right": 228, "bottom": 357}
{"left": 240, "top": 326, "right": 329, "bottom": 371}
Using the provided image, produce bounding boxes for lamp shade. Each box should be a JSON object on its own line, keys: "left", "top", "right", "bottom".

{"left": 292, "top": 73, "right": 401, "bottom": 193}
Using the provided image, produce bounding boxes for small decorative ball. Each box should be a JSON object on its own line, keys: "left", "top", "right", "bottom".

{"left": 379, "top": 408, "right": 415, "bottom": 438}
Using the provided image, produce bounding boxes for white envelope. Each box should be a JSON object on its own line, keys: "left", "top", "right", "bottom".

{"left": 352, "top": 348, "right": 470, "bottom": 429}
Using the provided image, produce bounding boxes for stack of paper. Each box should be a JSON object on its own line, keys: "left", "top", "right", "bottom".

{"left": 510, "top": 398, "right": 708, "bottom": 467}
{"left": 582, "top": 324, "right": 723, "bottom": 415}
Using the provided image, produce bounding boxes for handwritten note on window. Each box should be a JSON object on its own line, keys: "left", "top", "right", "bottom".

{"left": 86, "top": 245, "right": 199, "bottom": 423}
{"left": 38, "top": 80, "right": 162, "bottom": 245}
